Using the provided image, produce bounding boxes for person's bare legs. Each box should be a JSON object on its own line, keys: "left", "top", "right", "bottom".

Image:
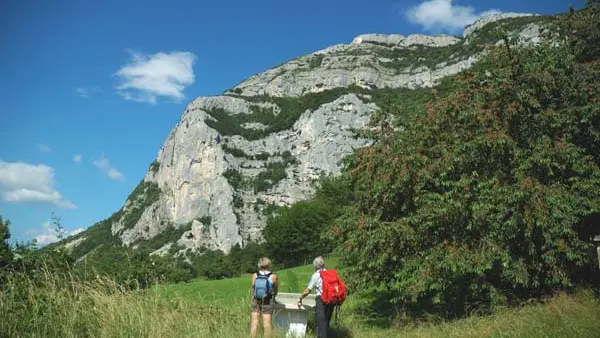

{"left": 250, "top": 311, "right": 260, "bottom": 338}
{"left": 262, "top": 313, "right": 272, "bottom": 338}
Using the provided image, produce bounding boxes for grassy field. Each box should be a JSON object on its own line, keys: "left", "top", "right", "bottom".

{"left": 155, "top": 257, "right": 326, "bottom": 304}
{"left": 2, "top": 259, "right": 600, "bottom": 338}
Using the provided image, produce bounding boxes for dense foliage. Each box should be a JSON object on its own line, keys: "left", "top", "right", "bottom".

{"left": 0, "top": 216, "right": 12, "bottom": 271}
{"left": 0, "top": 213, "right": 271, "bottom": 295}
{"left": 263, "top": 174, "right": 355, "bottom": 267}
{"left": 121, "top": 181, "right": 161, "bottom": 229}
{"left": 189, "top": 242, "right": 265, "bottom": 279}
{"left": 332, "top": 4, "right": 600, "bottom": 319}
{"left": 253, "top": 153, "right": 298, "bottom": 193}
{"left": 208, "top": 86, "right": 368, "bottom": 140}
{"left": 77, "top": 244, "right": 194, "bottom": 288}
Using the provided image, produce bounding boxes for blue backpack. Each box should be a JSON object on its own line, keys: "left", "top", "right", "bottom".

{"left": 253, "top": 272, "right": 272, "bottom": 299}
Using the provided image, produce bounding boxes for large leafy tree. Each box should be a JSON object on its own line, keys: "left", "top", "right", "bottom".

{"left": 334, "top": 4, "right": 600, "bottom": 318}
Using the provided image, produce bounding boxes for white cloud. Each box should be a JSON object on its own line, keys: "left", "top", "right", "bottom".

{"left": 30, "top": 221, "right": 85, "bottom": 246}
{"left": 76, "top": 87, "right": 90, "bottom": 98}
{"left": 75, "top": 86, "right": 102, "bottom": 99}
{"left": 0, "top": 160, "right": 76, "bottom": 208}
{"left": 93, "top": 155, "right": 125, "bottom": 181}
{"left": 114, "top": 50, "right": 196, "bottom": 104}
{"left": 38, "top": 143, "right": 51, "bottom": 153}
{"left": 70, "top": 228, "right": 85, "bottom": 236}
{"left": 72, "top": 154, "right": 82, "bottom": 163}
{"left": 406, "top": 0, "right": 500, "bottom": 32}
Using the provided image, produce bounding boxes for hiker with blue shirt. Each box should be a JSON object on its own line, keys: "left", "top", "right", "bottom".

{"left": 250, "top": 257, "right": 278, "bottom": 338}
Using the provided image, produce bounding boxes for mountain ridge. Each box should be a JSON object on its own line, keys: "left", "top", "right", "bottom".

{"left": 60, "top": 12, "right": 555, "bottom": 258}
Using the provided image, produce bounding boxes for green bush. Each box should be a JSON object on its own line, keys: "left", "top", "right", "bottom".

{"left": 132, "top": 222, "right": 192, "bottom": 254}
{"left": 149, "top": 160, "right": 160, "bottom": 174}
{"left": 372, "top": 16, "right": 555, "bottom": 74}
{"left": 253, "top": 152, "right": 270, "bottom": 161}
{"left": 252, "top": 154, "right": 298, "bottom": 193}
{"left": 309, "top": 54, "right": 325, "bottom": 69}
{"left": 469, "top": 15, "right": 556, "bottom": 45}
{"left": 262, "top": 203, "right": 281, "bottom": 217}
{"left": 223, "top": 169, "right": 244, "bottom": 190}
{"left": 188, "top": 241, "right": 266, "bottom": 280}
{"left": 121, "top": 182, "right": 161, "bottom": 230}
{"left": 233, "top": 195, "right": 244, "bottom": 208}
{"left": 205, "top": 85, "right": 367, "bottom": 140}
{"left": 67, "top": 209, "right": 123, "bottom": 259}
{"left": 78, "top": 244, "right": 195, "bottom": 288}
{"left": 253, "top": 161, "right": 288, "bottom": 192}
{"left": 198, "top": 216, "right": 212, "bottom": 225}
{"left": 222, "top": 144, "right": 248, "bottom": 157}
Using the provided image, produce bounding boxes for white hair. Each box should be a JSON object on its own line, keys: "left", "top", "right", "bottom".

{"left": 313, "top": 256, "right": 325, "bottom": 270}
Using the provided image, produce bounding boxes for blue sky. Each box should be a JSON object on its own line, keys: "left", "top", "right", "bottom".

{"left": 0, "top": 0, "right": 580, "bottom": 245}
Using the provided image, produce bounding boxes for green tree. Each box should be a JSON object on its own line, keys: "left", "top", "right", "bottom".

{"left": 334, "top": 5, "right": 600, "bottom": 320}
{"left": 191, "top": 249, "right": 237, "bottom": 279}
{"left": 263, "top": 200, "right": 334, "bottom": 267}
{"left": 229, "top": 241, "right": 265, "bottom": 274}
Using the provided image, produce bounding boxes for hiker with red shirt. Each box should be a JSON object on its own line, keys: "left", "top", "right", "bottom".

{"left": 297, "top": 256, "right": 335, "bottom": 338}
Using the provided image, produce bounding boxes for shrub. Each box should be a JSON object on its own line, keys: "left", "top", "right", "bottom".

{"left": 334, "top": 7, "right": 600, "bottom": 319}
{"left": 132, "top": 222, "right": 193, "bottom": 254}
{"left": 309, "top": 54, "right": 325, "bottom": 69}
{"left": 223, "top": 169, "right": 244, "bottom": 190}
{"left": 222, "top": 144, "right": 248, "bottom": 157}
{"left": 67, "top": 209, "right": 123, "bottom": 259}
{"left": 233, "top": 195, "right": 244, "bottom": 208}
{"left": 149, "top": 160, "right": 160, "bottom": 174}
{"left": 253, "top": 162, "right": 288, "bottom": 192}
{"left": 252, "top": 154, "right": 298, "bottom": 193}
{"left": 121, "top": 182, "right": 161, "bottom": 230}
{"left": 204, "top": 85, "right": 367, "bottom": 140}
{"left": 199, "top": 216, "right": 212, "bottom": 226}
{"left": 253, "top": 152, "right": 270, "bottom": 161}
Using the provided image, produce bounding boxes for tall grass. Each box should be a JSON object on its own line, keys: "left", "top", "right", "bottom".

{"left": 1, "top": 267, "right": 599, "bottom": 338}
{"left": 0, "top": 270, "right": 252, "bottom": 338}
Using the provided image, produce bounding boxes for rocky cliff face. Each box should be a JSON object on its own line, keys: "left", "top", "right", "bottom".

{"left": 68, "top": 13, "right": 553, "bottom": 256}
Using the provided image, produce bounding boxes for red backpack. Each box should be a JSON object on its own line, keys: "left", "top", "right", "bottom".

{"left": 319, "top": 269, "right": 347, "bottom": 305}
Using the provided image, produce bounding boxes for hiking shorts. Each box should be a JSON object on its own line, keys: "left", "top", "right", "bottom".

{"left": 251, "top": 297, "right": 274, "bottom": 314}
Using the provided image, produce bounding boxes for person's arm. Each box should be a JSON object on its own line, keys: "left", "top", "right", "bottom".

{"left": 250, "top": 273, "right": 256, "bottom": 298}
{"left": 271, "top": 274, "right": 278, "bottom": 299}
{"left": 297, "top": 288, "right": 311, "bottom": 306}
{"left": 297, "top": 273, "right": 316, "bottom": 307}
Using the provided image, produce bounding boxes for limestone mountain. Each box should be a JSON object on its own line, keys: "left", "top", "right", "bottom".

{"left": 62, "top": 13, "right": 554, "bottom": 259}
